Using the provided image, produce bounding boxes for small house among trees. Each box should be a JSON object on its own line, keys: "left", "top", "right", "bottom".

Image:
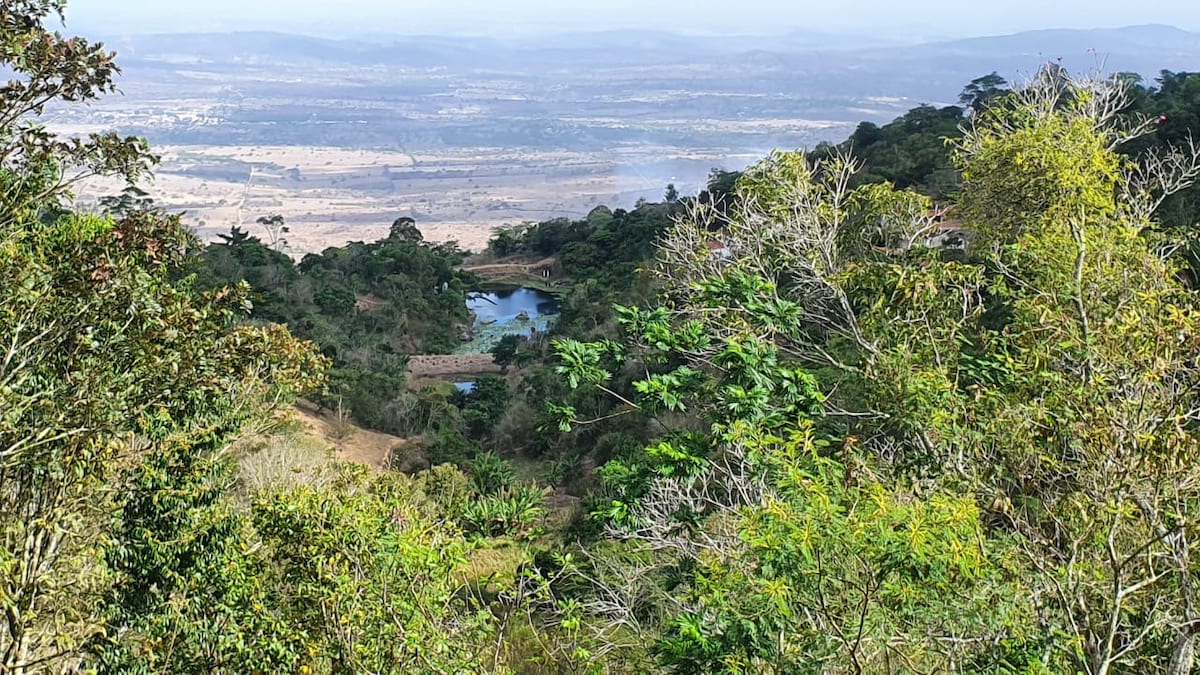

{"left": 704, "top": 239, "right": 732, "bottom": 260}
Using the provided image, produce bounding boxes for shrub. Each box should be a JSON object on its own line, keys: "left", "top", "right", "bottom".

{"left": 424, "top": 428, "right": 480, "bottom": 466}
{"left": 461, "top": 484, "right": 548, "bottom": 539}
{"left": 417, "top": 463, "right": 475, "bottom": 518}
{"left": 470, "top": 451, "right": 517, "bottom": 495}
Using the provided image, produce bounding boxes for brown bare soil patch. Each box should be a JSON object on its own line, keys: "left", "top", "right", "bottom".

{"left": 292, "top": 400, "right": 406, "bottom": 470}
{"left": 407, "top": 354, "right": 502, "bottom": 379}
{"left": 355, "top": 294, "right": 386, "bottom": 312}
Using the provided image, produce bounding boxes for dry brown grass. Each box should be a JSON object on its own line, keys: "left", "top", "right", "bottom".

{"left": 233, "top": 419, "right": 338, "bottom": 498}
{"left": 71, "top": 143, "right": 664, "bottom": 254}
{"left": 233, "top": 402, "right": 409, "bottom": 500}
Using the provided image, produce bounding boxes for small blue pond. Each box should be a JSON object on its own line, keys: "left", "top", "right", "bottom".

{"left": 455, "top": 287, "right": 559, "bottom": 354}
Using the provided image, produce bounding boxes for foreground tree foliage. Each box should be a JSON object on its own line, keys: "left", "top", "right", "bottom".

{"left": 0, "top": 5, "right": 518, "bottom": 674}
{"left": 0, "top": 6, "right": 330, "bottom": 672}
{"left": 548, "top": 70, "right": 1200, "bottom": 673}
{"left": 251, "top": 466, "right": 498, "bottom": 672}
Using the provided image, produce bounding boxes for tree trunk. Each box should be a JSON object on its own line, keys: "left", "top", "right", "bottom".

{"left": 1, "top": 626, "right": 29, "bottom": 675}
{"left": 1168, "top": 633, "right": 1196, "bottom": 675}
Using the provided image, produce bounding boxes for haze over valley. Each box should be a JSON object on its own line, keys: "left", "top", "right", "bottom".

{"left": 58, "top": 24, "right": 1200, "bottom": 252}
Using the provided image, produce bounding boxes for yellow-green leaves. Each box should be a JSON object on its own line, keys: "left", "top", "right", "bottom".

{"left": 955, "top": 85, "right": 1122, "bottom": 250}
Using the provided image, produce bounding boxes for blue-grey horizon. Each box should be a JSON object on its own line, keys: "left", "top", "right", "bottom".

{"left": 65, "top": 0, "right": 1200, "bottom": 41}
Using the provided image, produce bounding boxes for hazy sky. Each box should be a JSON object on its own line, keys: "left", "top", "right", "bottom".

{"left": 66, "top": 0, "right": 1200, "bottom": 39}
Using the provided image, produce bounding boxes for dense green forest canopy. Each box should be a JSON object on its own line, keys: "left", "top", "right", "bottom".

{"left": 543, "top": 68, "right": 1200, "bottom": 672}
{"left": 180, "top": 67, "right": 1200, "bottom": 671}
{"left": 190, "top": 218, "right": 474, "bottom": 428}
{"left": 813, "top": 68, "right": 1200, "bottom": 230}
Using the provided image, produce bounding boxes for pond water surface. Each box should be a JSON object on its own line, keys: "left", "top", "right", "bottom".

{"left": 455, "top": 287, "right": 559, "bottom": 355}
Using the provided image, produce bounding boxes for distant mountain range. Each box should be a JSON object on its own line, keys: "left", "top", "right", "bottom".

{"left": 102, "top": 24, "right": 1200, "bottom": 104}
{"left": 850, "top": 24, "right": 1200, "bottom": 97}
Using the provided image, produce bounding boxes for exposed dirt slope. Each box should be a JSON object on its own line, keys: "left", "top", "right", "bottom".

{"left": 292, "top": 400, "right": 406, "bottom": 470}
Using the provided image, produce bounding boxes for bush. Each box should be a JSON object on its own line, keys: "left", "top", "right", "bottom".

{"left": 416, "top": 463, "right": 475, "bottom": 518}
{"left": 454, "top": 375, "right": 510, "bottom": 439}
{"left": 540, "top": 455, "right": 581, "bottom": 487}
{"left": 470, "top": 451, "right": 517, "bottom": 495}
{"left": 488, "top": 401, "right": 536, "bottom": 455}
{"left": 381, "top": 388, "right": 459, "bottom": 438}
{"left": 491, "top": 334, "right": 523, "bottom": 371}
{"left": 387, "top": 441, "right": 429, "bottom": 474}
{"left": 461, "top": 483, "right": 548, "bottom": 539}
{"left": 424, "top": 428, "right": 480, "bottom": 467}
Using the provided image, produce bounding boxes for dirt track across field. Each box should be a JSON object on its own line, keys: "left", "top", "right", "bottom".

{"left": 461, "top": 257, "right": 558, "bottom": 278}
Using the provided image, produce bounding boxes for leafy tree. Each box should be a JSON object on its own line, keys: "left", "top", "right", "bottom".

{"left": 488, "top": 224, "right": 525, "bottom": 257}
{"left": 313, "top": 284, "right": 356, "bottom": 316}
{"left": 0, "top": 0, "right": 154, "bottom": 229}
{"left": 0, "top": 204, "right": 325, "bottom": 671}
{"left": 546, "top": 69, "right": 1200, "bottom": 673}
{"left": 821, "top": 103, "right": 965, "bottom": 198}
{"left": 0, "top": 4, "right": 326, "bottom": 669}
{"left": 89, "top": 446, "right": 308, "bottom": 672}
{"left": 945, "top": 71, "right": 1200, "bottom": 672}
{"left": 492, "top": 333, "right": 524, "bottom": 372}
{"left": 424, "top": 427, "right": 482, "bottom": 467}
{"left": 216, "top": 225, "right": 255, "bottom": 246}
{"left": 388, "top": 216, "right": 423, "bottom": 242}
{"left": 250, "top": 467, "right": 497, "bottom": 672}
{"left": 664, "top": 183, "right": 680, "bottom": 204}
{"left": 256, "top": 213, "right": 289, "bottom": 250}
{"left": 547, "top": 294, "right": 1027, "bottom": 671}
{"left": 586, "top": 205, "right": 615, "bottom": 228}
{"left": 469, "top": 451, "right": 517, "bottom": 495}
{"left": 698, "top": 168, "right": 741, "bottom": 224}
{"left": 99, "top": 185, "right": 154, "bottom": 218}
{"left": 455, "top": 375, "right": 511, "bottom": 439}
{"left": 959, "top": 71, "right": 1010, "bottom": 113}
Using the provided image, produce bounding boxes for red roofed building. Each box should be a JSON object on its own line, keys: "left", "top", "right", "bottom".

{"left": 704, "top": 239, "right": 731, "bottom": 260}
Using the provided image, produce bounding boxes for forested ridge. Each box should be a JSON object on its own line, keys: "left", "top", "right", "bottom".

{"left": 8, "top": 2, "right": 1200, "bottom": 673}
